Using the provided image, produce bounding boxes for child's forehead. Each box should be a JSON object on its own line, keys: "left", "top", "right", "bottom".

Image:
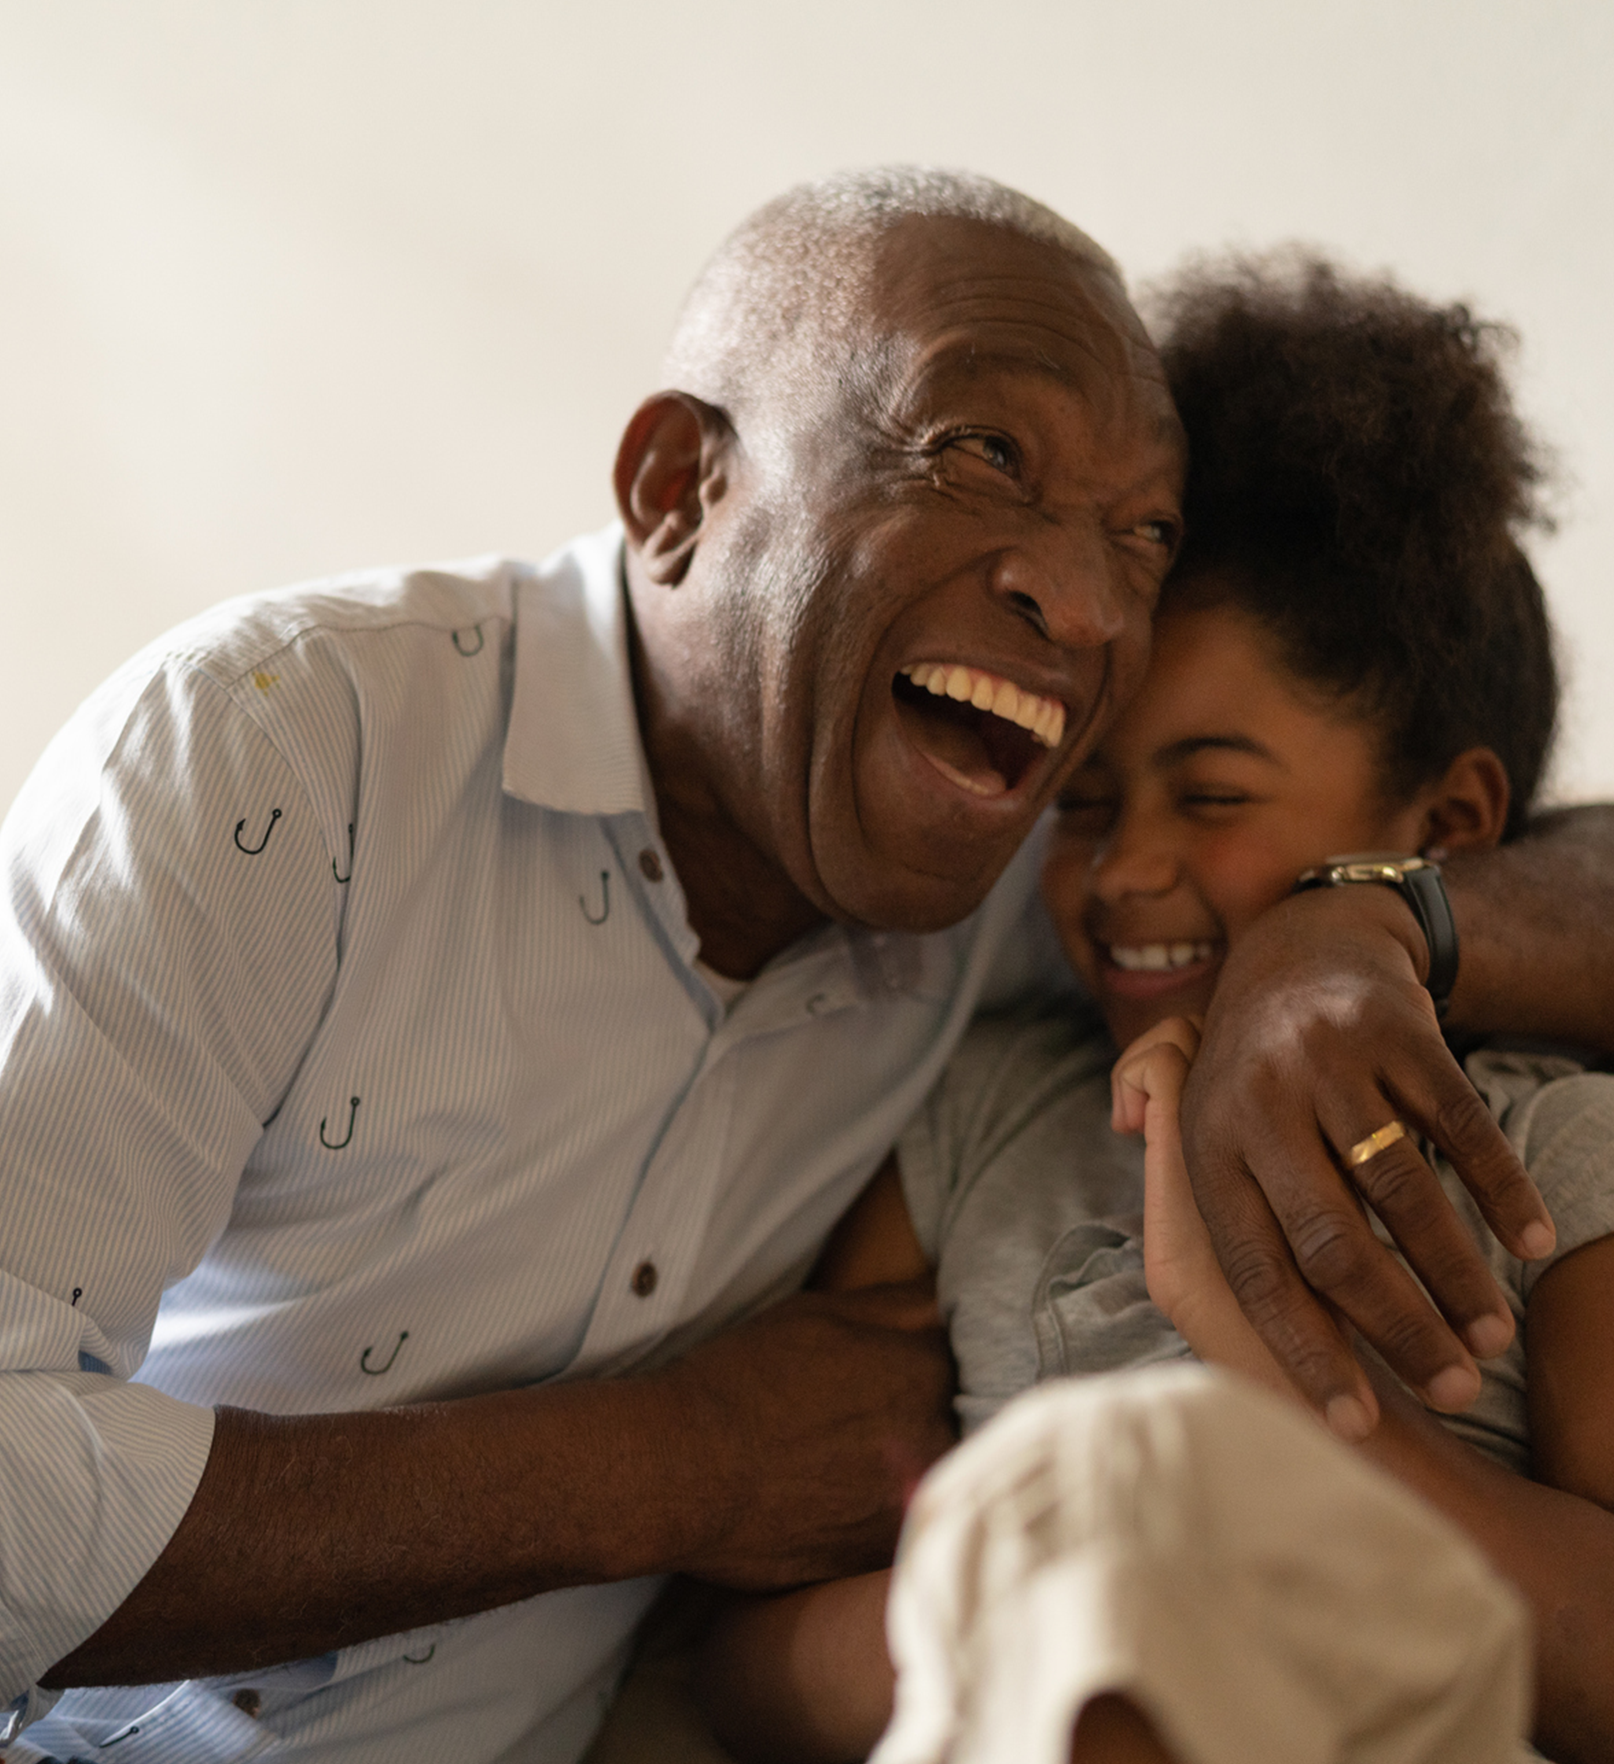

{"left": 1107, "top": 602, "right": 1290, "bottom": 746}
{"left": 1090, "top": 595, "right": 1373, "bottom": 780}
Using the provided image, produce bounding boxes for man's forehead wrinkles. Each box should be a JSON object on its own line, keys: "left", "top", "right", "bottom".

{"left": 898, "top": 281, "right": 1122, "bottom": 348}
{"left": 880, "top": 329, "right": 1150, "bottom": 427}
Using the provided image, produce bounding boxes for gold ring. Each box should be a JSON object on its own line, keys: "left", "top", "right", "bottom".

{"left": 1348, "top": 1119, "right": 1408, "bottom": 1168}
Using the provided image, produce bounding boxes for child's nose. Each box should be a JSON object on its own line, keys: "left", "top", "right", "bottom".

{"left": 1090, "top": 820, "right": 1180, "bottom": 901}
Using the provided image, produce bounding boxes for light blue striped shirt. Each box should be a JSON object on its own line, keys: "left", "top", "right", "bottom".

{"left": 0, "top": 527, "right": 1052, "bottom": 1762}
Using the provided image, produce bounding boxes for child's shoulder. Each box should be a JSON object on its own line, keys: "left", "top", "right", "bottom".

{"left": 950, "top": 996, "right": 1116, "bottom": 1080}
{"left": 899, "top": 1002, "right": 1120, "bottom": 1258}
{"left": 1459, "top": 1044, "right": 1614, "bottom": 1295}
{"left": 1463, "top": 1043, "right": 1614, "bottom": 1166}
{"left": 934, "top": 999, "right": 1116, "bottom": 1133}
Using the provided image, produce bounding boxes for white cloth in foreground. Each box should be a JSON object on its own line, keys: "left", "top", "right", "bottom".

{"left": 873, "top": 1366, "right": 1531, "bottom": 1764}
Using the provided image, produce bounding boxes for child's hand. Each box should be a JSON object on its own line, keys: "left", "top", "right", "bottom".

{"left": 1111, "top": 1018, "right": 1217, "bottom": 1331}
{"left": 1113, "top": 1017, "right": 1312, "bottom": 1404}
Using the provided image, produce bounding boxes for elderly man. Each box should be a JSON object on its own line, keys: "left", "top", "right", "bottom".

{"left": 1, "top": 168, "right": 1608, "bottom": 1764}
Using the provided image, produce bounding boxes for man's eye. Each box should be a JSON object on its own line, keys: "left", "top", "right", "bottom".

{"left": 949, "top": 433, "right": 1018, "bottom": 474}
{"left": 1181, "top": 791, "right": 1248, "bottom": 814}
{"left": 1133, "top": 518, "right": 1180, "bottom": 550}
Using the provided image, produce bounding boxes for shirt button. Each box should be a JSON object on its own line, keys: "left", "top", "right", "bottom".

{"left": 232, "top": 1688, "right": 263, "bottom": 1718}
{"left": 638, "top": 849, "right": 664, "bottom": 882}
{"left": 631, "top": 1260, "right": 658, "bottom": 1297}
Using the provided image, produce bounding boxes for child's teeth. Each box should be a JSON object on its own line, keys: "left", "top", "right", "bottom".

{"left": 970, "top": 675, "right": 996, "bottom": 711}
{"left": 991, "top": 679, "right": 1019, "bottom": 720}
{"left": 945, "top": 666, "right": 973, "bottom": 701}
{"left": 1109, "top": 942, "right": 1215, "bottom": 972}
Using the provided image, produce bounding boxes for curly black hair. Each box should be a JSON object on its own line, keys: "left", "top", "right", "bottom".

{"left": 1151, "top": 251, "right": 1558, "bottom": 839}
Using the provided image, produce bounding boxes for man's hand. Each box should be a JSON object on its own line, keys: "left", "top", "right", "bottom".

{"left": 656, "top": 1281, "right": 954, "bottom": 1589}
{"left": 1180, "top": 884, "right": 1555, "bottom": 1441}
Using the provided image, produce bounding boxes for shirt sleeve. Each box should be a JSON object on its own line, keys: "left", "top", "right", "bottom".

{"left": 0, "top": 653, "right": 341, "bottom": 1705}
{"left": 1513, "top": 1071, "right": 1614, "bottom": 1305}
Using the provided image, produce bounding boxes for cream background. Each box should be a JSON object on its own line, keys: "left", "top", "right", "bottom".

{"left": 1, "top": 1, "right": 1609, "bottom": 813}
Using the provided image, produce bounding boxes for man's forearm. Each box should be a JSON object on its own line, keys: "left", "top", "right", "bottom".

{"left": 44, "top": 1378, "right": 704, "bottom": 1688}
{"left": 1445, "top": 804, "right": 1614, "bottom": 1048}
{"left": 40, "top": 1283, "right": 953, "bottom": 1691}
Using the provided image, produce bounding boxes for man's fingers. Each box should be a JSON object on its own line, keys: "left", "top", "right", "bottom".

{"left": 1246, "top": 1129, "right": 1485, "bottom": 1409}
{"left": 1401, "top": 1059, "right": 1556, "bottom": 1262}
{"left": 1192, "top": 1161, "right": 1379, "bottom": 1437}
{"left": 1318, "top": 1089, "right": 1514, "bottom": 1365}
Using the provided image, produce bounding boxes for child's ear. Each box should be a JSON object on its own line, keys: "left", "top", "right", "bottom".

{"left": 1418, "top": 747, "right": 1511, "bottom": 858}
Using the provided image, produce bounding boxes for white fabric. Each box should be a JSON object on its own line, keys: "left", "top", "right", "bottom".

{"left": 874, "top": 1367, "right": 1532, "bottom": 1764}
{"left": 0, "top": 524, "right": 1053, "bottom": 1762}
{"left": 691, "top": 957, "right": 750, "bottom": 1012}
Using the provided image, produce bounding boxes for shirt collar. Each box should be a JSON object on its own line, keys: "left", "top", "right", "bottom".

{"left": 502, "top": 523, "right": 652, "bottom": 817}
{"left": 499, "top": 522, "right": 996, "bottom": 1011}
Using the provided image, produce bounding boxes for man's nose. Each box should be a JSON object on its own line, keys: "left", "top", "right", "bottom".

{"left": 987, "top": 524, "right": 1129, "bottom": 651}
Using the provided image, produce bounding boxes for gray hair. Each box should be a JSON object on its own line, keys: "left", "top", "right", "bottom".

{"left": 663, "top": 166, "right": 1125, "bottom": 428}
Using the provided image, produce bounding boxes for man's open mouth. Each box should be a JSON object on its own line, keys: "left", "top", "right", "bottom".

{"left": 892, "top": 662, "right": 1065, "bottom": 798}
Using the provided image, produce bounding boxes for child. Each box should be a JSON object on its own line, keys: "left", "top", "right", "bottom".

{"left": 695, "top": 256, "right": 1614, "bottom": 1764}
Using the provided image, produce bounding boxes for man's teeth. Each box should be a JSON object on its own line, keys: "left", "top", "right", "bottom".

{"left": 1108, "top": 942, "right": 1216, "bottom": 972}
{"left": 899, "top": 662, "right": 1066, "bottom": 748}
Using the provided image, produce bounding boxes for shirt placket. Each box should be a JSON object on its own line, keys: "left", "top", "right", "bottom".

{"left": 565, "top": 936, "right": 870, "bottom": 1378}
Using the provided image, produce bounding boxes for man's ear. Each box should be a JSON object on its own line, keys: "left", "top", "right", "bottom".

{"left": 1418, "top": 746, "right": 1511, "bottom": 857}
{"left": 613, "top": 392, "right": 734, "bottom": 586}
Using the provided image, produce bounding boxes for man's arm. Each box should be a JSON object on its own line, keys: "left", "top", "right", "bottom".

{"left": 1179, "top": 806, "right": 1614, "bottom": 1435}
{"left": 0, "top": 646, "right": 954, "bottom": 1702}
{"left": 45, "top": 1282, "right": 953, "bottom": 1688}
{"left": 1446, "top": 805, "right": 1614, "bottom": 1044}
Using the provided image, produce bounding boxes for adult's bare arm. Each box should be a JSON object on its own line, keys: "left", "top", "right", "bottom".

{"left": 42, "top": 1282, "right": 952, "bottom": 1690}
{"left": 1180, "top": 807, "right": 1614, "bottom": 1438}
{"left": 1445, "top": 804, "right": 1614, "bottom": 1045}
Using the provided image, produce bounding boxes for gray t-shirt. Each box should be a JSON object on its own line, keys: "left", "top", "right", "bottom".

{"left": 898, "top": 1004, "right": 1614, "bottom": 1467}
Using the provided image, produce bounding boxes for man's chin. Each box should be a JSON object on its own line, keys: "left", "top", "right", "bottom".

{"left": 808, "top": 836, "right": 1019, "bottom": 934}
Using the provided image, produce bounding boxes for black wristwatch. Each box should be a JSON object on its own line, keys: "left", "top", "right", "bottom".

{"left": 1292, "top": 853, "right": 1459, "bottom": 1020}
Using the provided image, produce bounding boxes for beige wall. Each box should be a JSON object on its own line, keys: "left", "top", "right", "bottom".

{"left": 2, "top": 0, "right": 1610, "bottom": 810}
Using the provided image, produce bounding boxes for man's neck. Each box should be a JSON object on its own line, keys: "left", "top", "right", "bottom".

{"left": 623, "top": 586, "right": 827, "bottom": 981}
{"left": 653, "top": 789, "right": 827, "bottom": 981}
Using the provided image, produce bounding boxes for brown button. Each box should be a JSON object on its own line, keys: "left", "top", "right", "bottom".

{"left": 638, "top": 848, "right": 664, "bottom": 882}
{"left": 232, "top": 1688, "right": 263, "bottom": 1718}
{"left": 631, "top": 1260, "right": 658, "bottom": 1297}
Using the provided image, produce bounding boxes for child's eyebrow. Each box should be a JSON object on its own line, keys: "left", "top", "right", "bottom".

{"left": 1155, "top": 733, "right": 1285, "bottom": 767}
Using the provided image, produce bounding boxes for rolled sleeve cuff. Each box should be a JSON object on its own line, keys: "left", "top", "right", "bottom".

{"left": 0, "top": 1375, "right": 216, "bottom": 1707}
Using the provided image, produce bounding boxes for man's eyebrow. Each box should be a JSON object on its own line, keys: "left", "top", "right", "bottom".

{"left": 1155, "top": 734, "right": 1285, "bottom": 767}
